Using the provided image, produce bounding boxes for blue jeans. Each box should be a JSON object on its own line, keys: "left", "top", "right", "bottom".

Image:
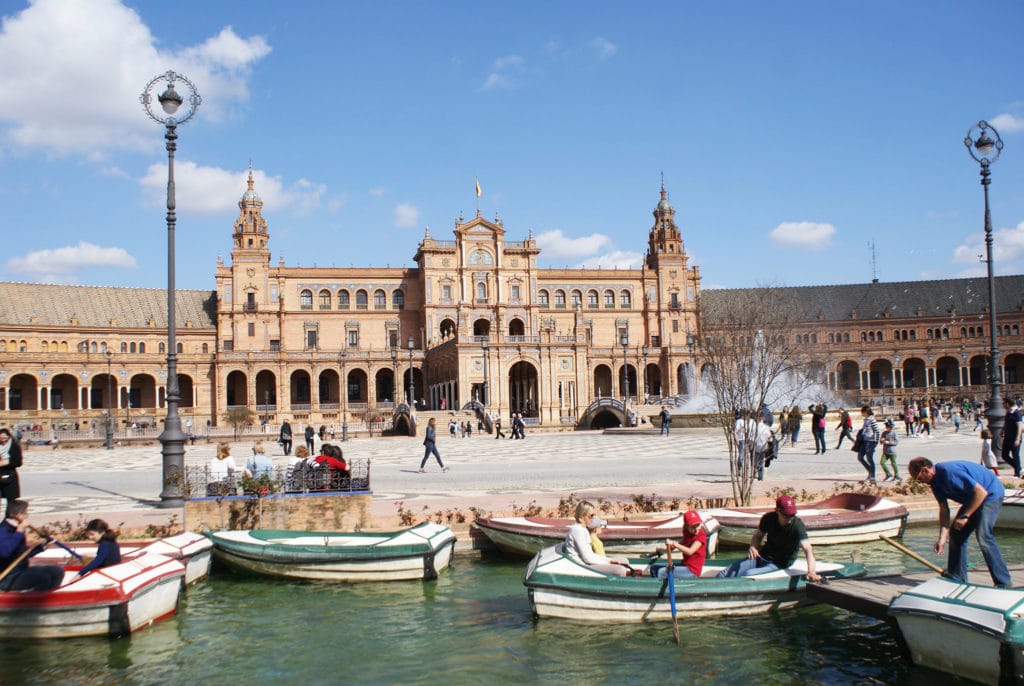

{"left": 716, "top": 556, "right": 780, "bottom": 578}
{"left": 947, "top": 497, "right": 1011, "bottom": 586}
{"left": 649, "top": 563, "right": 697, "bottom": 579}
{"left": 660, "top": 421, "right": 670, "bottom": 435}
{"left": 420, "top": 442, "right": 444, "bottom": 469}
{"left": 857, "top": 440, "right": 878, "bottom": 480}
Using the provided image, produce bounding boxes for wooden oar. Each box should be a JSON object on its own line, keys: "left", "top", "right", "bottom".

{"left": 880, "top": 535, "right": 944, "bottom": 574}
{"left": 0, "top": 545, "right": 40, "bottom": 586}
{"left": 27, "top": 526, "right": 84, "bottom": 562}
{"left": 666, "top": 545, "right": 680, "bottom": 645}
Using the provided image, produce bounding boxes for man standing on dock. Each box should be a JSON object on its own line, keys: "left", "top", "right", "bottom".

{"left": 908, "top": 457, "right": 1011, "bottom": 587}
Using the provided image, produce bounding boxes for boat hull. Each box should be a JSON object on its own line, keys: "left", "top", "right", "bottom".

{"left": 705, "top": 493, "right": 908, "bottom": 546}
{"left": 0, "top": 552, "right": 184, "bottom": 639}
{"left": 33, "top": 532, "right": 213, "bottom": 585}
{"left": 524, "top": 545, "right": 864, "bottom": 622}
{"left": 998, "top": 490, "right": 1024, "bottom": 530}
{"left": 476, "top": 514, "right": 720, "bottom": 558}
{"left": 208, "top": 522, "right": 457, "bottom": 582}
{"left": 889, "top": 577, "right": 1024, "bottom": 685}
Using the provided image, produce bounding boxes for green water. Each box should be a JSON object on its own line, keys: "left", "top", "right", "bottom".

{"left": 7, "top": 527, "right": 1020, "bottom": 685}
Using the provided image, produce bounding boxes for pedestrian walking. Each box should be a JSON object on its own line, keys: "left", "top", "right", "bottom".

{"left": 787, "top": 406, "right": 802, "bottom": 446}
{"left": 494, "top": 415, "right": 506, "bottom": 439}
{"left": 659, "top": 407, "right": 671, "bottom": 436}
{"left": 980, "top": 429, "right": 999, "bottom": 477}
{"left": 855, "top": 405, "right": 880, "bottom": 483}
{"left": 1002, "top": 396, "right": 1023, "bottom": 478}
{"left": 278, "top": 420, "right": 293, "bottom": 456}
{"left": 0, "top": 428, "right": 24, "bottom": 510}
{"left": 834, "top": 408, "right": 854, "bottom": 449}
{"left": 304, "top": 424, "right": 315, "bottom": 452}
{"left": 811, "top": 404, "right": 827, "bottom": 454}
{"left": 419, "top": 418, "right": 447, "bottom": 473}
{"left": 880, "top": 419, "right": 899, "bottom": 481}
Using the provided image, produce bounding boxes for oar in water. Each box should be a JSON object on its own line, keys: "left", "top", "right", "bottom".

{"left": 880, "top": 535, "right": 944, "bottom": 574}
{"left": 27, "top": 526, "right": 84, "bottom": 562}
{"left": 666, "top": 545, "right": 680, "bottom": 645}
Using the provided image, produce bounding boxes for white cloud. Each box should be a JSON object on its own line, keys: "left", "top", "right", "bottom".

{"left": 368, "top": 187, "right": 386, "bottom": 197}
{"left": 0, "top": 0, "right": 270, "bottom": 156}
{"left": 590, "top": 37, "right": 618, "bottom": 59}
{"left": 5, "top": 241, "right": 137, "bottom": 281}
{"left": 482, "top": 54, "right": 525, "bottom": 91}
{"left": 990, "top": 113, "right": 1024, "bottom": 134}
{"left": 769, "top": 221, "right": 837, "bottom": 250}
{"left": 576, "top": 250, "right": 643, "bottom": 269}
{"left": 394, "top": 203, "right": 420, "bottom": 228}
{"left": 139, "top": 162, "right": 326, "bottom": 216}
{"left": 536, "top": 229, "right": 613, "bottom": 261}
{"left": 952, "top": 220, "right": 1024, "bottom": 267}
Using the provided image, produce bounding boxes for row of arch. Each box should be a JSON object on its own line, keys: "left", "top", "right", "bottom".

{"left": 1, "top": 373, "right": 195, "bottom": 411}
{"left": 832, "top": 353, "right": 1024, "bottom": 390}
{"left": 300, "top": 288, "right": 405, "bottom": 311}
{"left": 537, "top": 288, "right": 632, "bottom": 309}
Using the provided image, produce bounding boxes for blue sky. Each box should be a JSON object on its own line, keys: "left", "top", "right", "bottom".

{"left": 1, "top": 0, "right": 1022, "bottom": 291}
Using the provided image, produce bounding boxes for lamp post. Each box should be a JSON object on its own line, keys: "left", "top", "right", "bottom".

{"left": 481, "top": 338, "right": 489, "bottom": 406}
{"left": 964, "top": 120, "right": 1005, "bottom": 456}
{"left": 641, "top": 344, "right": 649, "bottom": 402}
{"left": 141, "top": 71, "right": 201, "bottom": 507}
{"left": 390, "top": 342, "right": 398, "bottom": 404}
{"left": 338, "top": 350, "right": 348, "bottom": 442}
{"left": 407, "top": 336, "right": 415, "bottom": 407}
{"left": 105, "top": 350, "right": 114, "bottom": 450}
{"left": 620, "top": 333, "right": 629, "bottom": 405}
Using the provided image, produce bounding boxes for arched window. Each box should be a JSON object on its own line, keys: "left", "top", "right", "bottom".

{"left": 202, "top": 343, "right": 209, "bottom": 354}
{"left": 19, "top": 340, "right": 27, "bottom": 352}
{"left": 319, "top": 289, "right": 332, "bottom": 309}
{"left": 374, "top": 289, "right": 387, "bottom": 309}
{"left": 976, "top": 327, "right": 982, "bottom": 337}
{"left": 603, "top": 290, "right": 615, "bottom": 308}
{"left": 139, "top": 342, "right": 145, "bottom": 353}
{"left": 392, "top": 290, "right": 405, "bottom": 310}
{"left": 90, "top": 341, "right": 98, "bottom": 353}
{"left": 130, "top": 342, "right": 137, "bottom": 353}
{"left": 587, "top": 290, "right": 599, "bottom": 308}
{"left": 961, "top": 327, "right": 968, "bottom": 338}
{"left": 861, "top": 332, "right": 867, "bottom": 342}
{"left": 843, "top": 333, "right": 850, "bottom": 343}
{"left": 810, "top": 333, "right": 817, "bottom": 344}
{"left": 177, "top": 343, "right": 183, "bottom": 353}
{"left": 356, "top": 290, "right": 368, "bottom": 310}
{"left": 338, "top": 290, "right": 350, "bottom": 309}
{"left": 99, "top": 342, "right": 107, "bottom": 353}
{"left": 300, "top": 289, "right": 313, "bottom": 309}
{"left": 571, "top": 290, "right": 582, "bottom": 308}
{"left": 619, "top": 290, "right": 631, "bottom": 308}
{"left": 942, "top": 328, "right": 949, "bottom": 339}
{"left": 121, "top": 342, "right": 128, "bottom": 353}
{"left": 159, "top": 342, "right": 165, "bottom": 353}
{"left": 538, "top": 290, "right": 549, "bottom": 306}
{"left": 476, "top": 282, "right": 487, "bottom": 302}
{"left": 876, "top": 331, "right": 883, "bottom": 341}
{"left": 554, "top": 290, "right": 566, "bottom": 308}
{"left": 828, "top": 333, "right": 835, "bottom": 343}
{"left": 41, "top": 341, "right": 48, "bottom": 352}
{"left": 909, "top": 330, "right": 916, "bottom": 340}
{"left": 1014, "top": 325, "right": 1020, "bottom": 336}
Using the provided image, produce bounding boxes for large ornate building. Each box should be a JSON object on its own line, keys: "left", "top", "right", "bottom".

{"left": 0, "top": 175, "right": 1021, "bottom": 434}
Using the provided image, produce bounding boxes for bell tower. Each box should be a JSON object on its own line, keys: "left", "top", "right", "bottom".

{"left": 232, "top": 167, "right": 270, "bottom": 262}
{"left": 645, "top": 181, "right": 685, "bottom": 268}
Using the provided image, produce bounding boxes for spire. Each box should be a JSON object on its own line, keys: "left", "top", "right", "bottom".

{"left": 232, "top": 166, "right": 270, "bottom": 257}
{"left": 647, "top": 179, "right": 684, "bottom": 268}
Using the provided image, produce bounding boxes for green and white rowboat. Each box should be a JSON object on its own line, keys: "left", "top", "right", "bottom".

{"left": 206, "top": 522, "right": 457, "bottom": 582}
{"left": 889, "top": 577, "right": 1024, "bottom": 685}
{"left": 524, "top": 544, "right": 865, "bottom": 621}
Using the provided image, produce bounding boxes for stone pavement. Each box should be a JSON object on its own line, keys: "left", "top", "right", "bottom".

{"left": 14, "top": 420, "right": 990, "bottom": 532}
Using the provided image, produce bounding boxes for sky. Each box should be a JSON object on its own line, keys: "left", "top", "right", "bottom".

{"left": 0, "top": 0, "right": 1022, "bottom": 292}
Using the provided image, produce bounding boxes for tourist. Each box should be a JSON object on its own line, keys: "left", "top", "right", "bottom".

{"left": 880, "top": 419, "right": 899, "bottom": 481}
{"left": 717, "top": 495, "right": 820, "bottom": 581}
{"left": 314, "top": 444, "right": 350, "bottom": 488}
{"left": 1001, "top": 397, "right": 1023, "bottom": 478}
{"left": 919, "top": 402, "right": 932, "bottom": 436}
{"left": 787, "top": 405, "right": 802, "bottom": 447}
{"left": 207, "top": 442, "right": 239, "bottom": 496}
{"left": 77, "top": 519, "right": 121, "bottom": 576}
{"left": 0, "top": 428, "right": 24, "bottom": 509}
{"left": 908, "top": 457, "right": 1010, "bottom": 586}
{"left": 494, "top": 414, "right": 506, "bottom": 439}
{"left": 811, "top": 404, "right": 828, "bottom": 454}
{"left": 563, "top": 501, "right": 629, "bottom": 576}
{"left": 778, "top": 407, "right": 790, "bottom": 442}
{"left": 279, "top": 420, "right": 293, "bottom": 456}
{"left": 904, "top": 403, "right": 916, "bottom": 437}
{"left": 286, "top": 445, "right": 310, "bottom": 490}
{"left": 304, "top": 424, "right": 315, "bottom": 453}
{"left": 0, "top": 499, "right": 64, "bottom": 591}
{"left": 834, "top": 408, "right": 854, "bottom": 449}
{"left": 245, "top": 442, "right": 274, "bottom": 479}
{"left": 419, "top": 417, "right": 448, "bottom": 473}
{"left": 659, "top": 406, "right": 672, "bottom": 435}
{"left": 733, "top": 410, "right": 756, "bottom": 472}
{"left": 856, "top": 405, "right": 880, "bottom": 483}
{"left": 588, "top": 515, "right": 607, "bottom": 555}
{"left": 649, "top": 509, "right": 707, "bottom": 579}
{"left": 980, "top": 429, "right": 999, "bottom": 476}
{"left": 752, "top": 416, "right": 773, "bottom": 481}
{"left": 449, "top": 418, "right": 458, "bottom": 438}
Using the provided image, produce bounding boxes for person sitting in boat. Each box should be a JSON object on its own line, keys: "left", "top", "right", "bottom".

{"left": 207, "top": 442, "right": 239, "bottom": 496}
{"left": 245, "top": 442, "right": 275, "bottom": 480}
{"left": 588, "top": 515, "right": 608, "bottom": 555}
{"left": 77, "top": 519, "right": 121, "bottom": 577}
{"left": 563, "top": 501, "right": 630, "bottom": 577}
{"left": 716, "top": 495, "right": 821, "bottom": 582}
{"left": 0, "top": 499, "right": 64, "bottom": 592}
{"left": 649, "top": 509, "right": 707, "bottom": 579}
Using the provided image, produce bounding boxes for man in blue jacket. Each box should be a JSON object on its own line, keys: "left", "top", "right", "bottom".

{"left": 908, "top": 457, "right": 1010, "bottom": 586}
{"left": 0, "top": 499, "right": 64, "bottom": 591}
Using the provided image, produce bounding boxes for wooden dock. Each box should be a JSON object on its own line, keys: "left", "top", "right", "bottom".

{"left": 808, "top": 564, "right": 1024, "bottom": 619}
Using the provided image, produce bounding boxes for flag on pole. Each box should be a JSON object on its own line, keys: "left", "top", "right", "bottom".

{"left": 475, "top": 178, "right": 482, "bottom": 198}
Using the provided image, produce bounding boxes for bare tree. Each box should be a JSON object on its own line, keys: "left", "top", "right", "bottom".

{"left": 697, "top": 286, "right": 826, "bottom": 505}
{"left": 222, "top": 407, "right": 256, "bottom": 440}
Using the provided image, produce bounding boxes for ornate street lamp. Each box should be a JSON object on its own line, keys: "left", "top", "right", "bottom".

{"left": 964, "top": 120, "right": 1005, "bottom": 455}
{"left": 141, "top": 71, "right": 201, "bottom": 507}
{"left": 407, "top": 336, "right": 416, "bottom": 406}
{"left": 481, "top": 338, "right": 489, "bottom": 406}
{"left": 641, "top": 344, "right": 649, "bottom": 402}
{"left": 620, "top": 333, "right": 629, "bottom": 405}
{"left": 105, "top": 350, "right": 114, "bottom": 450}
{"left": 339, "top": 350, "right": 348, "bottom": 442}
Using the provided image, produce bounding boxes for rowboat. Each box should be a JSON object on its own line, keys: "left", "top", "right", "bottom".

{"left": 0, "top": 552, "right": 185, "bottom": 638}
{"left": 475, "top": 513, "right": 720, "bottom": 557}
{"left": 889, "top": 576, "right": 1024, "bottom": 685}
{"left": 704, "top": 493, "right": 908, "bottom": 546}
{"left": 206, "top": 521, "right": 457, "bottom": 582}
{"left": 524, "top": 544, "right": 865, "bottom": 621}
{"left": 998, "top": 489, "right": 1024, "bottom": 530}
{"left": 32, "top": 532, "right": 213, "bottom": 585}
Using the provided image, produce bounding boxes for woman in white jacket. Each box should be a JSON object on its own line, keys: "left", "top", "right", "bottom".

{"left": 563, "top": 501, "right": 630, "bottom": 576}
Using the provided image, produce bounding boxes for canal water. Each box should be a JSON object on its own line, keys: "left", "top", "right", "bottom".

{"left": 8, "top": 527, "right": 1020, "bottom": 685}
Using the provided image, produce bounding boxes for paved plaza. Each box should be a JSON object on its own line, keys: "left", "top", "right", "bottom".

{"left": 14, "top": 420, "right": 988, "bottom": 531}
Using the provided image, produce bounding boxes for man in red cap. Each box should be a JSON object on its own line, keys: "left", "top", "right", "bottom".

{"left": 648, "top": 509, "right": 707, "bottom": 579}
{"left": 716, "top": 495, "right": 820, "bottom": 581}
